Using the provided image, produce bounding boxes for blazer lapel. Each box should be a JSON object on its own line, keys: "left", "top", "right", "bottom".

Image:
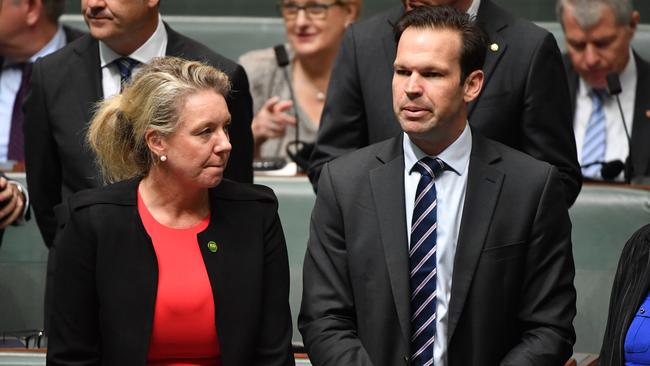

{"left": 446, "top": 133, "right": 504, "bottom": 341}
{"left": 369, "top": 135, "right": 412, "bottom": 341}
{"left": 71, "top": 36, "right": 102, "bottom": 124}
{"left": 468, "top": 0, "right": 508, "bottom": 117}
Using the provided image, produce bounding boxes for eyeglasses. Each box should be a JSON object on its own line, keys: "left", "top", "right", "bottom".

{"left": 278, "top": 1, "right": 345, "bottom": 20}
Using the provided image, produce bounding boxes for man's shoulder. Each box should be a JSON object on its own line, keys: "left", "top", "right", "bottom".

{"left": 474, "top": 133, "right": 553, "bottom": 178}
{"left": 165, "top": 24, "right": 240, "bottom": 76}
{"left": 326, "top": 136, "right": 401, "bottom": 176}
{"left": 36, "top": 33, "right": 94, "bottom": 67}
{"left": 634, "top": 50, "right": 650, "bottom": 73}
{"left": 348, "top": 6, "right": 403, "bottom": 42}
{"left": 480, "top": 0, "right": 551, "bottom": 44}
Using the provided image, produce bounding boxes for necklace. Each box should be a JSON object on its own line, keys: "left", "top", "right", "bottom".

{"left": 316, "top": 91, "right": 325, "bottom": 101}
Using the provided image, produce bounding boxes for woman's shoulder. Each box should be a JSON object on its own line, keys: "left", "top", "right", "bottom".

{"left": 238, "top": 45, "right": 291, "bottom": 79}
{"left": 67, "top": 179, "right": 138, "bottom": 212}
{"left": 239, "top": 47, "right": 277, "bottom": 70}
{"left": 210, "top": 179, "right": 277, "bottom": 204}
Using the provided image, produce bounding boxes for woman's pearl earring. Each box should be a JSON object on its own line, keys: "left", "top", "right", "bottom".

{"left": 160, "top": 155, "right": 167, "bottom": 162}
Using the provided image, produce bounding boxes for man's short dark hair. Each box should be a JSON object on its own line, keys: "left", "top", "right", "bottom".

{"left": 394, "top": 5, "right": 487, "bottom": 82}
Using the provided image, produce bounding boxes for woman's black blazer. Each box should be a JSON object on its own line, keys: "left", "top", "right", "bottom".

{"left": 47, "top": 178, "right": 295, "bottom": 366}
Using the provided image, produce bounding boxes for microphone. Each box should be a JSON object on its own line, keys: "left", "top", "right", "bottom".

{"left": 606, "top": 73, "right": 633, "bottom": 183}
{"left": 273, "top": 44, "right": 290, "bottom": 68}
{"left": 273, "top": 44, "right": 312, "bottom": 172}
{"left": 581, "top": 160, "right": 625, "bottom": 181}
{"left": 273, "top": 44, "right": 300, "bottom": 153}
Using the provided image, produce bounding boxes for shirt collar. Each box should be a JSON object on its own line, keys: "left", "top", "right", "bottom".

{"left": 3, "top": 25, "right": 66, "bottom": 68}
{"left": 403, "top": 122, "right": 472, "bottom": 177}
{"left": 99, "top": 15, "right": 167, "bottom": 67}
{"left": 578, "top": 48, "right": 636, "bottom": 98}
{"left": 466, "top": 0, "right": 481, "bottom": 18}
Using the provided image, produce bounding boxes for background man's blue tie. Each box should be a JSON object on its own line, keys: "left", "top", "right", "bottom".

{"left": 409, "top": 157, "right": 446, "bottom": 366}
{"left": 582, "top": 89, "right": 607, "bottom": 178}
{"left": 115, "top": 57, "right": 140, "bottom": 91}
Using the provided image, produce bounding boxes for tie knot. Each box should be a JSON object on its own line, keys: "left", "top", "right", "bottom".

{"left": 115, "top": 57, "right": 140, "bottom": 82}
{"left": 591, "top": 88, "right": 608, "bottom": 105}
{"left": 412, "top": 157, "right": 446, "bottom": 178}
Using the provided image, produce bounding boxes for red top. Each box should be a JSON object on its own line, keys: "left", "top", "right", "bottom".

{"left": 138, "top": 191, "right": 222, "bottom": 366}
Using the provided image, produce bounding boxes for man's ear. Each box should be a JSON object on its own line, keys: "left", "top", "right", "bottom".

{"left": 463, "top": 69, "right": 484, "bottom": 103}
{"left": 630, "top": 10, "right": 640, "bottom": 34}
{"left": 25, "top": 0, "right": 43, "bottom": 26}
{"left": 144, "top": 129, "right": 165, "bottom": 158}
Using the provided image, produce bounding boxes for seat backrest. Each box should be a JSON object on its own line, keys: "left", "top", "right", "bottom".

{"left": 60, "top": 15, "right": 287, "bottom": 61}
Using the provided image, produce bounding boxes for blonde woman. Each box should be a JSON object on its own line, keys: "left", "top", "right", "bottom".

{"left": 47, "top": 57, "right": 294, "bottom": 366}
{"left": 239, "top": 0, "right": 361, "bottom": 160}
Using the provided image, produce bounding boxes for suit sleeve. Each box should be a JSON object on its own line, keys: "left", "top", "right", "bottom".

{"left": 224, "top": 64, "right": 254, "bottom": 183}
{"left": 24, "top": 59, "right": 62, "bottom": 247}
{"left": 46, "top": 205, "right": 101, "bottom": 365}
{"left": 500, "top": 167, "right": 576, "bottom": 365}
{"left": 521, "top": 32, "right": 582, "bottom": 206}
{"left": 255, "top": 200, "right": 295, "bottom": 366}
{"left": 308, "top": 27, "right": 368, "bottom": 191}
{"left": 298, "top": 164, "right": 375, "bottom": 366}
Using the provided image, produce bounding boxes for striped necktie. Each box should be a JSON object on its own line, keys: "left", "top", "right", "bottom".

{"left": 582, "top": 89, "right": 608, "bottom": 178}
{"left": 114, "top": 57, "right": 140, "bottom": 91}
{"left": 409, "top": 157, "right": 446, "bottom": 366}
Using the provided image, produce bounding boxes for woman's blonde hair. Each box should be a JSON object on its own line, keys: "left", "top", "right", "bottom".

{"left": 87, "top": 56, "right": 231, "bottom": 183}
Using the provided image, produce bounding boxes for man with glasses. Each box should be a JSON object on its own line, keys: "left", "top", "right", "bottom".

{"left": 308, "top": 0, "right": 582, "bottom": 207}
{"left": 557, "top": 0, "right": 650, "bottom": 182}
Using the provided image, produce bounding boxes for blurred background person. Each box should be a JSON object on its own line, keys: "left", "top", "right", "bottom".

{"left": 24, "top": 0, "right": 254, "bottom": 249}
{"left": 600, "top": 223, "right": 650, "bottom": 365}
{"left": 239, "top": 0, "right": 360, "bottom": 162}
{"left": 307, "top": 0, "right": 582, "bottom": 206}
{"left": 0, "top": 0, "right": 81, "bottom": 166}
{"left": 0, "top": 0, "right": 78, "bottom": 242}
{"left": 557, "top": 0, "right": 650, "bottom": 183}
{"left": 46, "top": 57, "right": 293, "bottom": 366}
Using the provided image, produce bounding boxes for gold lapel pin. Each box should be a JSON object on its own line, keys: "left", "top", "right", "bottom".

{"left": 207, "top": 241, "right": 218, "bottom": 253}
{"left": 490, "top": 43, "right": 499, "bottom": 52}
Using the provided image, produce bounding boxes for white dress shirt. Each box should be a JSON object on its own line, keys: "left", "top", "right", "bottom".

{"left": 99, "top": 15, "right": 168, "bottom": 98}
{"left": 0, "top": 25, "right": 66, "bottom": 162}
{"left": 403, "top": 124, "right": 471, "bottom": 366}
{"left": 574, "top": 49, "right": 636, "bottom": 181}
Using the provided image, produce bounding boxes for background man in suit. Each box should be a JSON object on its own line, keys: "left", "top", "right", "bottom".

{"left": 0, "top": 0, "right": 80, "bottom": 237}
{"left": 308, "top": 0, "right": 582, "bottom": 206}
{"left": 24, "top": 0, "right": 254, "bottom": 247}
{"left": 558, "top": 0, "right": 650, "bottom": 182}
{"left": 299, "top": 6, "right": 576, "bottom": 366}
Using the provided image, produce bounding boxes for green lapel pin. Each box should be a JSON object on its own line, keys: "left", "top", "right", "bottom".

{"left": 207, "top": 241, "right": 218, "bottom": 253}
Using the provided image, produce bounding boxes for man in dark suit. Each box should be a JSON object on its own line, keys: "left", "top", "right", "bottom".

{"left": 299, "top": 6, "right": 576, "bottom": 366}
{"left": 558, "top": 0, "right": 650, "bottom": 182}
{"left": 309, "top": 0, "right": 582, "bottom": 206}
{"left": 0, "top": 0, "right": 82, "bottom": 241}
{"left": 24, "top": 0, "right": 254, "bottom": 247}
